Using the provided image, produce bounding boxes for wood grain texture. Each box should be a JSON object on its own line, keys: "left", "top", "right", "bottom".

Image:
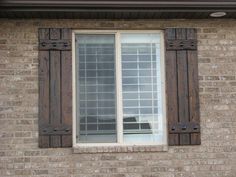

{"left": 165, "top": 28, "right": 179, "bottom": 145}
{"left": 50, "top": 50, "right": 61, "bottom": 147}
{"left": 165, "top": 28, "right": 200, "bottom": 146}
{"left": 187, "top": 29, "right": 201, "bottom": 145}
{"left": 61, "top": 51, "right": 72, "bottom": 147}
{"left": 166, "top": 39, "right": 197, "bottom": 50}
{"left": 39, "top": 39, "right": 72, "bottom": 51}
{"left": 61, "top": 28, "right": 72, "bottom": 147}
{"left": 38, "top": 28, "right": 72, "bottom": 148}
{"left": 176, "top": 28, "right": 190, "bottom": 145}
{"left": 49, "top": 28, "right": 62, "bottom": 148}
{"left": 38, "top": 28, "right": 50, "bottom": 148}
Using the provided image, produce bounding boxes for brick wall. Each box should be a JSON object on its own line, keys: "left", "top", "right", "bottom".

{"left": 0, "top": 19, "right": 236, "bottom": 177}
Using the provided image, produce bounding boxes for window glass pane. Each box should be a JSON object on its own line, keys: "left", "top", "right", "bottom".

{"left": 121, "top": 33, "right": 163, "bottom": 144}
{"left": 76, "top": 34, "right": 116, "bottom": 143}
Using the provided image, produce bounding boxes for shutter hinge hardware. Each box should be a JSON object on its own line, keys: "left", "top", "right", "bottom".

{"left": 40, "top": 125, "right": 72, "bottom": 135}
{"left": 166, "top": 39, "right": 197, "bottom": 50}
{"left": 169, "top": 122, "right": 200, "bottom": 133}
{"left": 39, "top": 39, "right": 71, "bottom": 51}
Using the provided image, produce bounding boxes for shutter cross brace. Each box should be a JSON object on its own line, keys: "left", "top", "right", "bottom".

{"left": 169, "top": 122, "right": 200, "bottom": 133}
{"left": 39, "top": 39, "right": 72, "bottom": 50}
{"left": 39, "top": 125, "right": 72, "bottom": 135}
{"left": 166, "top": 39, "right": 197, "bottom": 50}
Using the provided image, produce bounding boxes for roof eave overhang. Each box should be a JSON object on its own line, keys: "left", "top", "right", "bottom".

{"left": 1, "top": 0, "right": 236, "bottom": 19}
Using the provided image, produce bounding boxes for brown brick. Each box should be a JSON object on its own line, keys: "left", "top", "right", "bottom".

{"left": 0, "top": 39, "right": 7, "bottom": 44}
{"left": 203, "top": 28, "right": 218, "bottom": 33}
{"left": 205, "top": 76, "right": 220, "bottom": 80}
{"left": 15, "top": 169, "right": 31, "bottom": 175}
{"left": 33, "top": 169, "right": 48, "bottom": 175}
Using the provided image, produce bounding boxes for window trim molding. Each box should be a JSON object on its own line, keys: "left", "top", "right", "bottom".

{"left": 72, "top": 30, "right": 167, "bottom": 147}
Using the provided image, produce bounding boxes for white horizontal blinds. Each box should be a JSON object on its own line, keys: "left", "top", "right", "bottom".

{"left": 121, "top": 33, "right": 163, "bottom": 143}
{"left": 76, "top": 34, "right": 117, "bottom": 143}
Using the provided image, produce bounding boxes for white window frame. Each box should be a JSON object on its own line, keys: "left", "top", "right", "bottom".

{"left": 72, "top": 30, "right": 167, "bottom": 147}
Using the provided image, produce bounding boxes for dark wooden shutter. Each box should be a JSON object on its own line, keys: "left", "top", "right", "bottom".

{"left": 165, "top": 28, "right": 200, "bottom": 145}
{"left": 38, "top": 28, "right": 72, "bottom": 148}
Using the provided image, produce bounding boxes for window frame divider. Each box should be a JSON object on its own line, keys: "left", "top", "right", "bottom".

{"left": 115, "top": 32, "right": 124, "bottom": 144}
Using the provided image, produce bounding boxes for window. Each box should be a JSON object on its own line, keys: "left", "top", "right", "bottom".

{"left": 38, "top": 28, "right": 200, "bottom": 149}
{"left": 73, "top": 31, "right": 166, "bottom": 146}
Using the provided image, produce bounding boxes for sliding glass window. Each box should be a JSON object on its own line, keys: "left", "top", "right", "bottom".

{"left": 75, "top": 31, "right": 166, "bottom": 145}
{"left": 76, "top": 34, "right": 116, "bottom": 143}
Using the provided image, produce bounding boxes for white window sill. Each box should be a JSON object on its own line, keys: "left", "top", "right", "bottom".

{"left": 73, "top": 144, "right": 168, "bottom": 154}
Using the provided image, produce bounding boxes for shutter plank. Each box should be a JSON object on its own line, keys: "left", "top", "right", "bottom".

{"left": 49, "top": 29, "right": 61, "bottom": 147}
{"left": 176, "top": 29, "right": 190, "bottom": 145}
{"left": 50, "top": 51, "right": 62, "bottom": 147}
{"left": 50, "top": 28, "right": 61, "bottom": 40}
{"left": 61, "top": 28, "right": 72, "bottom": 147}
{"left": 187, "top": 29, "right": 201, "bottom": 145}
{"left": 165, "top": 29, "right": 179, "bottom": 145}
{"left": 39, "top": 51, "right": 50, "bottom": 148}
{"left": 61, "top": 51, "right": 72, "bottom": 147}
{"left": 39, "top": 29, "right": 50, "bottom": 148}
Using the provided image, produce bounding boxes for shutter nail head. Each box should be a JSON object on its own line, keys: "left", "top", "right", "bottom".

{"left": 41, "top": 42, "right": 46, "bottom": 47}
{"left": 64, "top": 42, "right": 68, "bottom": 47}
{"left": 52, "top": 42, "right": 57, "bottom": 47}
{"left": 182, "top": 125, "right": 187, "bottom": 130}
